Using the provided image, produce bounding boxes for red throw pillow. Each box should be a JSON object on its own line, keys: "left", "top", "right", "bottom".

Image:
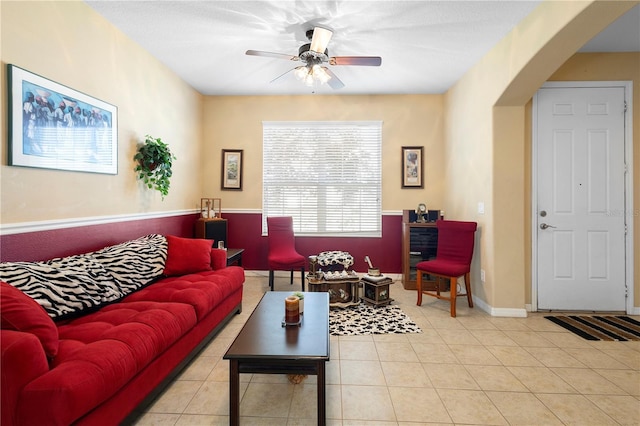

{"left": 0, "top": 281, "right": 59, "bottom": 358}
{"left": 163, "top": 235, "right": 213, "bottom": 276}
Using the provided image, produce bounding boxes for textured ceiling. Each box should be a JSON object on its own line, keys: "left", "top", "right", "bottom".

{"left": 85, "top": 1, "right": 639, "bottom": 96}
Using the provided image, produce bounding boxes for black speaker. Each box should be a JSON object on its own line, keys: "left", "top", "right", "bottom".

{"left": 195, "top": 219, "right": 227, "bottom": 246}
{"left": 427, "top": 210, "right": 440, "bottom": 222}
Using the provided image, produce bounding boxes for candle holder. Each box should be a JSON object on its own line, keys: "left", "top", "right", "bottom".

{"left": 282, "top": 295, "right": 302, "bottom": 326}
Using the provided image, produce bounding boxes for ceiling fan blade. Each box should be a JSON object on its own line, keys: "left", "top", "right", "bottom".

{"left": 330, "top": 56, "right": 382, "bottom": 66}
{"left": 246, "top": 50, "right": 299, "bottom": 61}
{"left": 310, "top": 27, "right": 333, "bottom": 54}
{"left": 322, "top": 67, "right": 345, "bottom": 90}
{"left": 269, "top": 67, "right": 296, "bottom": 84}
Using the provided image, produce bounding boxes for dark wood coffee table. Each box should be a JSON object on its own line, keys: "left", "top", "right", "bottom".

{"left": 223, "top": 291, "right": 330, "bottom": 425}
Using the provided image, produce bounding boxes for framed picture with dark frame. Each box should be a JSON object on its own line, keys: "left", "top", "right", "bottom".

{"left": 7, "top": 64, "right": 118, "bottom": 174}
{"left": 221, "top": 149, "right": 243, "bottom": 190}
{"left": 401, "top": 146, "right": 423, "bottom": 188}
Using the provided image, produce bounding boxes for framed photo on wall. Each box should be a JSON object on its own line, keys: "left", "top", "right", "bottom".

{"left": 401, "top": 146, "right": 423, "bottom": 188}
{"left": 7, "top": 64, "right": 118, "bottom": 174}
{"left": 221, "top": 149, "right": 243, "bottom": 190}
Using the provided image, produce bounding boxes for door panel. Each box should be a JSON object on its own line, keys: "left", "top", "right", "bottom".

{"left": 536, "top": 86, "right": 625, "bottom": 311}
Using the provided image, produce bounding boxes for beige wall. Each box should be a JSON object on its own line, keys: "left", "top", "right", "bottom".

{"left": 445, "top": 0, "right": 638, "bottom": 312}
{"left": 2, "top": 0, "right": 637, "bottom": 312}
{"left": 1, "top": 1, "right": 204, "bottom": 224}
{"left": 202, "top": 95, "right": 445, "bottom": 212}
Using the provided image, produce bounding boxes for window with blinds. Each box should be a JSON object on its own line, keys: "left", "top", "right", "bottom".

{"left": 262, "top": 121, "right": 382, "bottom": 237}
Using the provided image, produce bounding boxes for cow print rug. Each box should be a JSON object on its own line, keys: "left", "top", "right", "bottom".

{"left": 329, "top": 303, "right": 422, "bottom": 336}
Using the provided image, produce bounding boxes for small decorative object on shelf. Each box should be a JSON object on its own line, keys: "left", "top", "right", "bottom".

{"left": 323, "top": 270, "right": 358, "bottom": 280}
{"left": 415, "top": 203, "right": 427, "bottom": 222}
{"left": 364, "top": 255, "right": 380, "bottom": 276}
{"left": 200, "top": 198, "right": 222, "bottom": 219}
{"left": 308, "top": 255, "right": 318, "bottom": 277}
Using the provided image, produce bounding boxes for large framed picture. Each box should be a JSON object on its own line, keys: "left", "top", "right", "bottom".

{"left": 7, "top": 64, "right": 118, "bottom": 174}
{"left": 221, "top": 149, "right": 243, "bottom": 190}
{"left": 402, "top": 146, "right": 423, "bottom": 188}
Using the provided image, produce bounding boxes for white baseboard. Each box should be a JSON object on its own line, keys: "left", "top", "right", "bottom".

{"left": 628, "top": 306, "right": 640, "bottom": 315}
{"left": 472, "top": 295, "right": 528, "bottom": 317}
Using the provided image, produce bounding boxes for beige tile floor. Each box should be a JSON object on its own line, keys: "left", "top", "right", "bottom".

{"left": 135, "top": 272, "right": 640, "bottom": 425}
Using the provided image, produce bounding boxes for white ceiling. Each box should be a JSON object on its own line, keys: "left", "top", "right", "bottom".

{"left": 85, "top": 1, "right": 639, "bottom": 96}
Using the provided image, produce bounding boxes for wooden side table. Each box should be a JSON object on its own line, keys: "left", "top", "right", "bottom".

{"left": 225, "top": 248, "right": 244, "bottom": 266}
{"left": 361, "top": 277, "right": 393, "bottom": 307}
{"left": 307, "top": 276, "right": 360, "bottom": 308}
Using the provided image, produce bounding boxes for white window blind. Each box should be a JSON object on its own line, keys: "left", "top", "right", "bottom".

{"left": 263, "top": 121, "right": 382, "bottom": 237}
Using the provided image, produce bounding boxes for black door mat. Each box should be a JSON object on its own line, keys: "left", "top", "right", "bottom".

{"left": 544, "top": 315, "right": 640, "bottom": 341}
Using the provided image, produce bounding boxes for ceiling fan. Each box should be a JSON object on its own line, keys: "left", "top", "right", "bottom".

{"left": 246, "top": 27, "right": 382, "bottom": 90}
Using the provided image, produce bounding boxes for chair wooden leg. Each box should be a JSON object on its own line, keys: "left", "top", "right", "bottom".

{"left": 464, "top": 272, "right": 473, "bottom": 307}
{"left": 416, "top": 270, "right": 423, "bottom": 306}
{"left": 450, "top": 277, "right": 457, "bottom": 317}
{"left": 269, "top": 270, "right": 275, "bottom": 291}
{"left": 290, "top": 270, "right": 294, "bottom": 285}
{"left": 300, "top": 267, "right": 305, "bottom": 291}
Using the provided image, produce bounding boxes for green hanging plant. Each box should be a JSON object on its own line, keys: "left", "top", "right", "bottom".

{"left": 133, "top": 135, "right": 176, "bottom": 199}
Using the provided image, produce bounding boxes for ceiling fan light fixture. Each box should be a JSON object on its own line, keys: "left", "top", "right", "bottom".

{"left": 294, "top": 66, "right": 308, "bottom": 80}
{"left": 309, "top": 27, "right": 333, "bottom": 54}
{"left": 294, "top": 64, "right": 331, "bottom": 87}
{"left": 314, "top": 65, "right": 331, "bottom": 84}
{"left": 304, "top": 72, "right": 315, "bottom": 87}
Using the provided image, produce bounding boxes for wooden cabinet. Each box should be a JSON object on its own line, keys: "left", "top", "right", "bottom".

{"left": 402, "top": 211, "right": 438, "bottom": 290}
{"left": 195, "top": 218, "right": 228, "bottom": 246}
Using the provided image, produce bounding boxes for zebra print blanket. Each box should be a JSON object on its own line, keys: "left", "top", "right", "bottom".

{"left": 0, "top": 234, "right": 167, "bottom": 319}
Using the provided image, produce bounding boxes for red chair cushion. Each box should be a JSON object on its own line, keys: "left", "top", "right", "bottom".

{"left": 267, "top": 217, "right": 305, "bottom": 270}
{"left": 416, "top": 259, "right": 470, "bottom": 278}
{"left": 0, "top": 281, "right": 59, "bottom": 358}
{"left": 163, "top": 235, "right": 213, "bottom": 276}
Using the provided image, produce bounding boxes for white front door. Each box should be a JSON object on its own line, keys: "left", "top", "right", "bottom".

{"left": 535, "top": 85, "right": 627, "bottom": 311}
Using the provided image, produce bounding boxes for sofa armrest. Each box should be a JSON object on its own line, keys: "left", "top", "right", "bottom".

{"left": 1, "top": 330, "right": 50, "bottom": 426}
{"left": 210, "top": 249, "right": 227, "bottom": 270}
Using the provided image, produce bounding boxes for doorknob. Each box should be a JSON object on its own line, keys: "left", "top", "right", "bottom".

{"left": 539, "top": 223, "right": 557, "bottom": 230}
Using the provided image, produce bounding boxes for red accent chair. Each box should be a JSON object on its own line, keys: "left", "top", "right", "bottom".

{"left": 416, "top": 220, "right": 478, "bottom": 317}
{"left": 267, "top": 216, "right": 306, "bottom": 291}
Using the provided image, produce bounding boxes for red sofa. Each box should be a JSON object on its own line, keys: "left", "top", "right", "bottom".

{"left": 0, "top": 234, "right": 244, "bottom": 425}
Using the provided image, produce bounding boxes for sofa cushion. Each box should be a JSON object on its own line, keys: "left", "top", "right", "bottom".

{"left": 123, "top": 267, "right": 244, "bottom": 319}
{"left": 0, "top": 281, "right": 59, "bottom": 358}
{"left": 91, "top": 234, "right": 167, "bottom": 295}
{"left": 18, "top": 301, "right": 198, "bottom": 426}
{"left": 0, "top": 254, "right": 122, "bottom": 320}
{"left": 56, "top": 301, "right": 197, "bottom": 368}
{"left": 18, "top": 303, "right": 196, "bottom": 424}
{"left": 163, "top": 235, "right": 213, "bottom": 276}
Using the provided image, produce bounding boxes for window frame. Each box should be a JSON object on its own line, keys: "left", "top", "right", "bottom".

{"left": 262, "top": 120, "right": 383, "bottom": 237}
